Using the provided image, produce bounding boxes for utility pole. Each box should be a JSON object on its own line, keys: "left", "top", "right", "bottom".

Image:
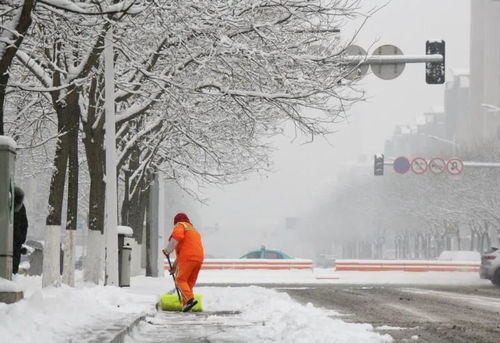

{"left": 104, "top": 28, "right": 118, "bottom": 286}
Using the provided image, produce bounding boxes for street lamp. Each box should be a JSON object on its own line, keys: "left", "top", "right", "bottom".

{"left": 418, "top": 133, "right": 459, "bottom": 155}
{"left": 481, "top": 103, "right": 500, "bottom": 114}
{"left": 104, "top": 28, "right": 118, "bottom": 286}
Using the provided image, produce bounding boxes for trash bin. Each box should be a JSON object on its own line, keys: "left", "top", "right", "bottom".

{"left": 117, "top": 226, "right": 133, "bottom": 287}
{"left": 119, "top": 244, "right": 132, "bottom": 287}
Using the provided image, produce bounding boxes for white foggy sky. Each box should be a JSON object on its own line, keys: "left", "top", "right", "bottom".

{"left": 188, "top": 0, "right": 470, "bottom": 257}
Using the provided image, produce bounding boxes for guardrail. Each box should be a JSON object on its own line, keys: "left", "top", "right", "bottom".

{"left": 335, "top": 259, "right": 479, "bottom": 272}
{"left": 164, "top": 258, "right": 314, "bottom": 271}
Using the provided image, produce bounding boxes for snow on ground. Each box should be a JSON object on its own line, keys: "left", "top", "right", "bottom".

{"left": 0, "top": 274, "right": 156, "bottom": 343}
{"left": 197, "top": 286, "right": 392, "bottom": 343}
{"left": 0, "top": 269, "right": 489, "bottom": 343}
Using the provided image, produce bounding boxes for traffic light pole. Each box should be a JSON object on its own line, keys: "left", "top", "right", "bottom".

{"left": 342, "top": 40, "right": 445, "bottom": 84}
{"left": 342, "top": 54, "right": 443, "bottom": 65}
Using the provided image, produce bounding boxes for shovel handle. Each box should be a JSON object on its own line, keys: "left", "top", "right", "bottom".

{"left": 166, "top": 254, "right": 182, "bottom": 303}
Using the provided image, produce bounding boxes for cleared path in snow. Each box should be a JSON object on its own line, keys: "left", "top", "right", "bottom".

{"left": 124, "top": 311, "right": 249, "bottom": 343}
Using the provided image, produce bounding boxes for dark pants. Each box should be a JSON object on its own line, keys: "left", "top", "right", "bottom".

{"left": 12, "top": 250, "right": 21, "bottom": 274}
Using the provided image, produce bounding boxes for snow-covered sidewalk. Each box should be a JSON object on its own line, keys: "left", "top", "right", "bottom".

{"left": 0, "top": 275, "right": 156, "bottom": 343}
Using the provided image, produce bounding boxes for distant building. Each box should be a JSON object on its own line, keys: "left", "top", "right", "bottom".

{"left": 445, "top": 70, "right": 470, "bottom": 144}
{"left": 384, "top": 107, "right": 453, "bottom": 159}
{"left": 465, "top": 0, "right": 500, "bottom": 144}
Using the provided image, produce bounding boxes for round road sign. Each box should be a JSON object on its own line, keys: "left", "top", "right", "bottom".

{"left": 343, "top": 45, "right": 369, "bottom": 81}
{"left": 371, "top": 44, "right": 405, "bottom": 80}
{"left": 446, "top": 158, "right": 464, "bottom": 175}
{"left": 393, "top": 156, "right": 410, "bottom": 174}
{"left": 429, "top": 158, "right": 446, "bottom": 174}
{"left": 411, "top": 157, "right": 428, "bottom": 175}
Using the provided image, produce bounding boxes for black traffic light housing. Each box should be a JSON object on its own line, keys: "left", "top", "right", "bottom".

{"left": 425, "top": 40, "right": 445, "bottom": 84}
{"left": 374, "top": 154, "right": 384, "bottom": 176}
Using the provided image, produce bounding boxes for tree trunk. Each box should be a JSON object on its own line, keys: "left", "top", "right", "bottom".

{"left": 120, "top": 146, "right": 145, "bottom": 242}
{"left": 0, "top": 73, "right": 9, "bottom": 135}
{"left": 42, "top": 110, "right": 69, "bottom": 287}
{"left": 82, "top": 76, "right": 106, "bottom": 283}
{"left": 82, "top": 124, "right": 106, "bottom": 283}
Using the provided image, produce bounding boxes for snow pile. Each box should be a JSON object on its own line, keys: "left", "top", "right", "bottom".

{"left": 0, "top": 276, "right": 155, "bottom": 343}
{"left": 0, "top": 277, "right": 22, "bottom": 292}
{"left": 199, "top": 286, "right": 393, "bottom": 343}
{"left": 0, "top": 135, "right": 17, "bottom": 149}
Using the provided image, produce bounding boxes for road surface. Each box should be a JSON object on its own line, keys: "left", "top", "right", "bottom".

{"left": 281, "top": 284, "right": 500, "bottom": 342}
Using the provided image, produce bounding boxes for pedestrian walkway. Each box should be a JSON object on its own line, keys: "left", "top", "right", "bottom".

{"left": 125, "top": 310, "right": 250, "bottom": 343}
{"left": 77, "top": 313, "right": 146, "bottom": 343}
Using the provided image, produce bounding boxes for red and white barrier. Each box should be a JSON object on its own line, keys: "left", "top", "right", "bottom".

{"left": 334, "top": 259, "right": 480, "bottom": 272}
{"left": 164, "top": 258, "right": 314, "bottom": 271}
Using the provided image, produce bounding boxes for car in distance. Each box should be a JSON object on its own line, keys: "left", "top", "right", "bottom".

{"left": 240, "top": 246, "right": 292, "bottom": 260}
{"left": 480, "top": 247, "right": 500, "bottom": 286}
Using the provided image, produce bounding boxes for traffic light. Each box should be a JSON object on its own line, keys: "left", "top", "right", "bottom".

{"left": 425, "top": 40, "right": 445, "bottom": 84}
{"left": 374, "top": 154, "right": 384, "bottom": 176}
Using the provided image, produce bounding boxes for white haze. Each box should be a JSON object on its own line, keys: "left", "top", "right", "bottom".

{"left": 169, "top": 0, "right": 470, "bottom": 259}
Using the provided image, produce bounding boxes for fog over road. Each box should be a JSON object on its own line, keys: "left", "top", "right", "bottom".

{"left": 282, "top": 284, "right": 500, "bottom": 343}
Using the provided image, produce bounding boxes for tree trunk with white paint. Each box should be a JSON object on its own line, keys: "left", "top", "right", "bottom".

{"left": 42, "top": 225, "right": 61, "bottom": 287}
{"left": 83, "top": 229, "right": 104, "bottom": 284}
{"left": 62, "top": 229, "right": 75, "bottom": 286}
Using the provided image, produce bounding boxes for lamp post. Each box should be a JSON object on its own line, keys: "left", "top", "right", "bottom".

{"left": 481, "top": 103, "right": 500, "bottom": 114}
{"left": 104, "top": 28, "right": 118, "bottom": 286}
{"left": 419, "top": 133, "right": 459, "bottom": 156}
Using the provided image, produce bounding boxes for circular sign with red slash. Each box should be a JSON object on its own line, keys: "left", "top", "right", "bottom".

{"left": 446, "top": 158, "right": 464, "bottom": 175}
{"left": 411, "top": 157, "right": 428, "bottom": 175}
{"left": 429, "top": 157, "right": 446, "bottom": 174}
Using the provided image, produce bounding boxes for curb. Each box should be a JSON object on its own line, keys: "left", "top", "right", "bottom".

{"left": 107, "top": 314, "right": 147, "bottom": 343}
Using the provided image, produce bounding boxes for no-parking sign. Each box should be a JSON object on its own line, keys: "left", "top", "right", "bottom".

{"left": 393, "top": 156, "right": 411, "bottom": 174}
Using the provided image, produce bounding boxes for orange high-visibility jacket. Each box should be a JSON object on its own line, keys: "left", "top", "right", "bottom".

{"left": 170, "top": 222, "right": 204, "bottom": 263}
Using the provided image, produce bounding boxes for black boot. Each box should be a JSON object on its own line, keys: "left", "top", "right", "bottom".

{"left": 181, "top": 298, "right": 198, "bottom": 312}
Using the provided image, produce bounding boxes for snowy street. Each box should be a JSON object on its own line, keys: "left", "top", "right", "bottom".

{"left": 283, "top": 284, "right": 500, "bottom": 343}
{"left": 1, "top": 269, "right": 498, "bottom": 342}
{"left": 123, "top": 270, "right": 497, "bottom": 343}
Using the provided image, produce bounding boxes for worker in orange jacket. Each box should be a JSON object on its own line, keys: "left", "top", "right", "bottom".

{"left": 162, "top": 213, "right": 204, "bottom": 312}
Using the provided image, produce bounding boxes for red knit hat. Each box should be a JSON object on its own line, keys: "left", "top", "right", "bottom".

{"left": 173, "top": 213, "right": 190, "bottom": 224}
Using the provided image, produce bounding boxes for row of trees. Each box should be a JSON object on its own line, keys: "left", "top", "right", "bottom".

{"left": 305, "top": 141, "right": 500, "bottom": 260}
{"left": 1, "top": 0, "right": 366, "bottom": 285}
